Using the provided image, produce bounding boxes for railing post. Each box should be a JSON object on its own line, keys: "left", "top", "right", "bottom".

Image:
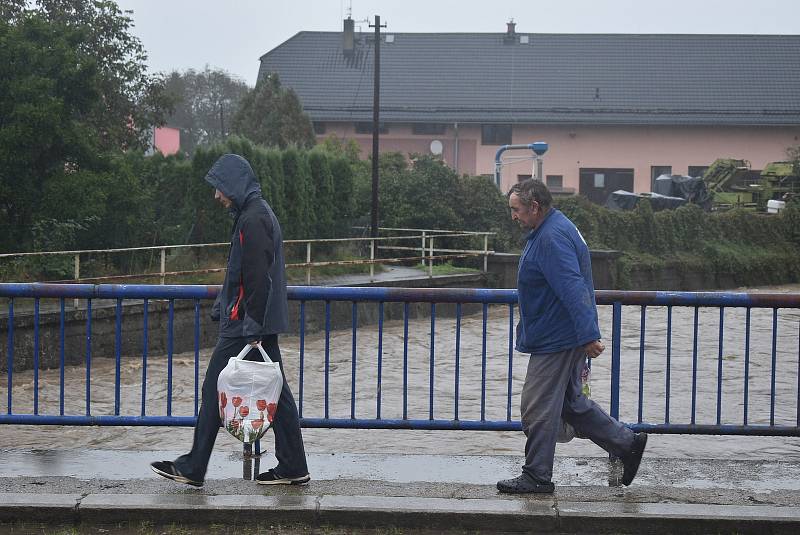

{"left": 428, "top": 237, "right": 434, "bottom": 278}
{"left": 160, "top": 247, "right": 166, "bottom": 285}
{"left": 306, "top": 242, "right": 312, "bottom": 285}
{"left": 370, "top": 239, "right": 375, "bottom": 282}
{"left": 421, "top": 231, "right": 426, "bottom": 270}
{"left": 483, "top": 234, "right": 489, "bottom": 272}
{"left": 73, "top": 254, "right": 80, "bottom": 309}
{"left": 610, "top": 301, "right": 622, "bottom": 421}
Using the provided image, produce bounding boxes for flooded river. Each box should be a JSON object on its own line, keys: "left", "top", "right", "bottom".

{"left": 1, "top": 284, "right": 799, "bottom": 460}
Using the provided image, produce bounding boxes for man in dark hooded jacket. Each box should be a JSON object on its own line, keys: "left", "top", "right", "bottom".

{"left": 151, "top": 154, "right": 309, "bottom": 487}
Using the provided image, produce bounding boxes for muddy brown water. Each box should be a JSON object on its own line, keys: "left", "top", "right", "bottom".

{"left": 1, "top": 284, "right": 799, "bottom": 460}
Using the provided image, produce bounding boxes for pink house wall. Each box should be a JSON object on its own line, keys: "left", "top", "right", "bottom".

{"left": 319, "top": 123, "right": 799, "bottom": 194}
{"left": 154, "top": 126, "right": 180, "bottom": 156}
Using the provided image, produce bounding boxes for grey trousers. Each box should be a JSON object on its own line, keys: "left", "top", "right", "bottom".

{"left": 521, "top": 346, "right": 634, "bottom": 483}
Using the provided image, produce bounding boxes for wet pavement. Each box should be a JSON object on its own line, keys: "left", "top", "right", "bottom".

{"left": 1, "top": 449, "right": 800, "bottom": 533}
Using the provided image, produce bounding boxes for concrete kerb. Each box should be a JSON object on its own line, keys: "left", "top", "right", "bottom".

{"left": 3, "top": 492, "right": 800, "bottom": 533}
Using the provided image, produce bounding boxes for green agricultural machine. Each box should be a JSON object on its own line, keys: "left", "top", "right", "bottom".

{"left": 701, "top": 158, "right": 799, "bottom": 211}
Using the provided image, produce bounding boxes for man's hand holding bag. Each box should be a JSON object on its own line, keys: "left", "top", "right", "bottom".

{"left": 217, "top": 344, "right": 282, "bottom": 444}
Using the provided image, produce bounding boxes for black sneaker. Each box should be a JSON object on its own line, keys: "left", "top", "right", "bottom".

{"left": 255, "top": 469, "right": 311, "bottom": 486}
{"left": 622, "top": 432, "right": 648, "bottom": 486}
{"left": 497, "top": 473, "right": 555, "bottom": 494}
{"left": 150, "top": 460, "right": 203, "bottom": 488}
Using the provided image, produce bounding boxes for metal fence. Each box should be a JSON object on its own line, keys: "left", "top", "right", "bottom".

{"left": 0, "top": 228, "right": 495, "bottom": 285}
{"left": 1, "top": 284, "right": 799, "bottom": 437}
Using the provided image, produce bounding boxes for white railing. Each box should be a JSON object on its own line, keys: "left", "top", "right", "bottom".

{"left": 0, "top": 228, "right": 495, "bottom": 285}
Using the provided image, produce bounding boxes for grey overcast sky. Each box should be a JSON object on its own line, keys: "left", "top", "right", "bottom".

{"left": 114, "top": 0, "right": 799, "bottom": 86}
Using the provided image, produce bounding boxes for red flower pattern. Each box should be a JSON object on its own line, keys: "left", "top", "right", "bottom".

{"left": 267, "top": 403, "right": 277, "bottom": 423}
{"left": 256, "top": 399, "right": 267, "bottom": 411}
{"left": 232, "top": 396, "right": 242, "bottom": 408}
{"left": 251, "top": 419, "right": 264, "bottom": 431}
{"left": 219, "top": 392, "right": 227, "bottom": 408}
{"left": 239, "top": 406, "right": 249, "bottom": 418}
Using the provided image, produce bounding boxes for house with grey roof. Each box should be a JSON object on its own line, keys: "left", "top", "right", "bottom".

{"left": 258, "top": 20, "right": 800, "bottom": 201}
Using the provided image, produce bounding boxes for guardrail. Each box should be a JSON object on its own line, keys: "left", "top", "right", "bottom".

{"left": 2, "top": 284, "right": 799, "bottom": 438}
{"left": 0, "top": 228, "right": 495, "bottom": 285}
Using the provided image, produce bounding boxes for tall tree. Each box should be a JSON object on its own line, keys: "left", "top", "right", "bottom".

{"left": 0, "top": 1, "right": 172, "bottom": 251}
{"left": 164, "top": 66, "right": 250, "bottom": 155}
{"left": 231, "top": 73, "right": 316, "bottom": 149}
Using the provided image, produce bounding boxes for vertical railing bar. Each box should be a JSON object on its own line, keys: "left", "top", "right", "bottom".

{"left": 610, "top": 302, "right": 622, "bottom": 421}
{"left": 454, "top": 302, "right": 461, "bottom": 421}
{"left": 141, "top": 299, "right": 149, "bottom": 417}
{"left": 167, "top": 299, "right": 174, "bottom": 417}
{"left": 403, "top": 302, "right": 409, "bottom": 420}
{"left": 33, "top": 298, "right": 39, "bottom": 415}
{"left": 744, "top": 307, "right": 751, "bottom": 426}
{"left": 638, "top": 306, "right": 646, "bottom": 424}
{"left": 194, "top": 299, "right": 200, "bottom": 417}
{"left": 377, "top": 302, "right": 384, "bottom": 419}
{"left": 351, "top": 302, "right": 357, "bottom": 420}
{"left": 59, "top": 298, "right": 65, "bottom": 416}
{"left": 324, "top": 300, "right": 331, "bottom": 420}
{"left": 665, "top": 305, "right": 672, "bottom": 424}
{"left": 114, "top": 298, "right": 122, "bottom": 416}
{"left": 6, "top": 298, "right": 13, "bottom": 415}
{"left": 85, "top": 298, "right": 92, "bottom": 416}
{"left": 298, "top": 301, "right": 305, "bottom": 418}
{"left": 429, "top": 303, "right": 435, "bottom": 420}
{"left": 507, "top": 304, "right": 514, "bottom": 422}
{"left": 770, "top": 308, "right": 778, "bottom": 426}
{"left": 306, "top": 242, "right": 312, "bottom": 285}
{"left": 691, "top": 306, "right": 699, "bottom": 425}
{"left": 480, "top": 303, "right": 488, "bottom": 422}
{"left": 716, "top": 307, "right": 724, "bottom": 426}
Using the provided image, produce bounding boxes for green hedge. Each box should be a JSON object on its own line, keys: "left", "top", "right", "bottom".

{"left": 555, "top": 196, "right": 800, "bottom": 288}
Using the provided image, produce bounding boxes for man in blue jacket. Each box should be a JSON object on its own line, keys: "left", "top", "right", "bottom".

{"left": 151, "top": 154, "right": 309, "bottom": 487}
{"left": 497, "top": 179, "right": 647, "bottom": 494}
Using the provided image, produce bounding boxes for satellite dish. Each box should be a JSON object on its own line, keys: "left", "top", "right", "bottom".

{"left": 430, "top": 139, "right": 443, "bottom": 155}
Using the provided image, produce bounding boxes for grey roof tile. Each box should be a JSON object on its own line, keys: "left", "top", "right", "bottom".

{"left": 258, "top": 32, "right": 800, "bottom": 125}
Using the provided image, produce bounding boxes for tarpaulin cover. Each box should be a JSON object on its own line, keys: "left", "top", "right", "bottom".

{"left": 653, "top": 174, "right": 713, "bottom": 210}
{"left": 604, "top": 190, "right": 687, "bottom": 211}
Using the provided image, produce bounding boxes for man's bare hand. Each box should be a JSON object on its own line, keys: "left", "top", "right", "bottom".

{"left": 584, "top": 340, "right": 605, "bottom": 358}
{"left": 248, "top": 340, "right": 261, "bottom": 347}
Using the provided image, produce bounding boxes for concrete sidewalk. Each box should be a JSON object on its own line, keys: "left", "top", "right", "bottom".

{"left": 1, "top": 449, "right": 800, "bottom": 533}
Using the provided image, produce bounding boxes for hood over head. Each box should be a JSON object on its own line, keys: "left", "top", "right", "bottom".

{"left": 204, "top": 154, "right": 262, "bottom": 213}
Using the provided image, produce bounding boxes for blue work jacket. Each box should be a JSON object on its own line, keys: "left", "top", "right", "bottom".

{"left": 516, "top": 209, "right": 601, "bottom": 354}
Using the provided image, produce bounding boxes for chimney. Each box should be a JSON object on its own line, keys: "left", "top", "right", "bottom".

{"left": 343, "top": 17, "right": 355, "bottom": 57}
{"left": 504, "top": 20, "right": 516, "bottom": 44}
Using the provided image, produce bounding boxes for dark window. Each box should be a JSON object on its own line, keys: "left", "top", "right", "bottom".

{"left": 412, "top": 123, "right": 447, "bottom": 135}
{"left": 650, "top": 165, "right": 672, "bottom": 189}
{"left": 481, "top": 124, "right": 512, "bottom": 145}
{"left": 313, "top": 122, "right": 326, "bottom": 135}
{"left": 579, "top": 168, "right": 634, "bottom": 205}
{"left": 517, "top": 174, "right": 532, "bottom": 182}
{"left": 546, "top": 175, "right": 563, "bottom": 189}
{"left": 688, "top": 166, "right": 709, "bottom": 178}
{"left": 354, "top": 122, "right": 388, "bottom": 134}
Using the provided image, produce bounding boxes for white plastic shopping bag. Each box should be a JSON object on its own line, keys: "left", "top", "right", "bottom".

{"left": 217, "top": 344, "right": 282, "bottom": 444}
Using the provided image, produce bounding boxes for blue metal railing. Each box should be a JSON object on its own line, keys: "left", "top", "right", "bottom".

{"left": 1, "top": 283, "right": 799, "bottom": 436}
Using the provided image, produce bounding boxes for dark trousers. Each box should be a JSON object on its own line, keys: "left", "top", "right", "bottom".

{"left": 174, "top": 334, "right": 308, "bottom": 482}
